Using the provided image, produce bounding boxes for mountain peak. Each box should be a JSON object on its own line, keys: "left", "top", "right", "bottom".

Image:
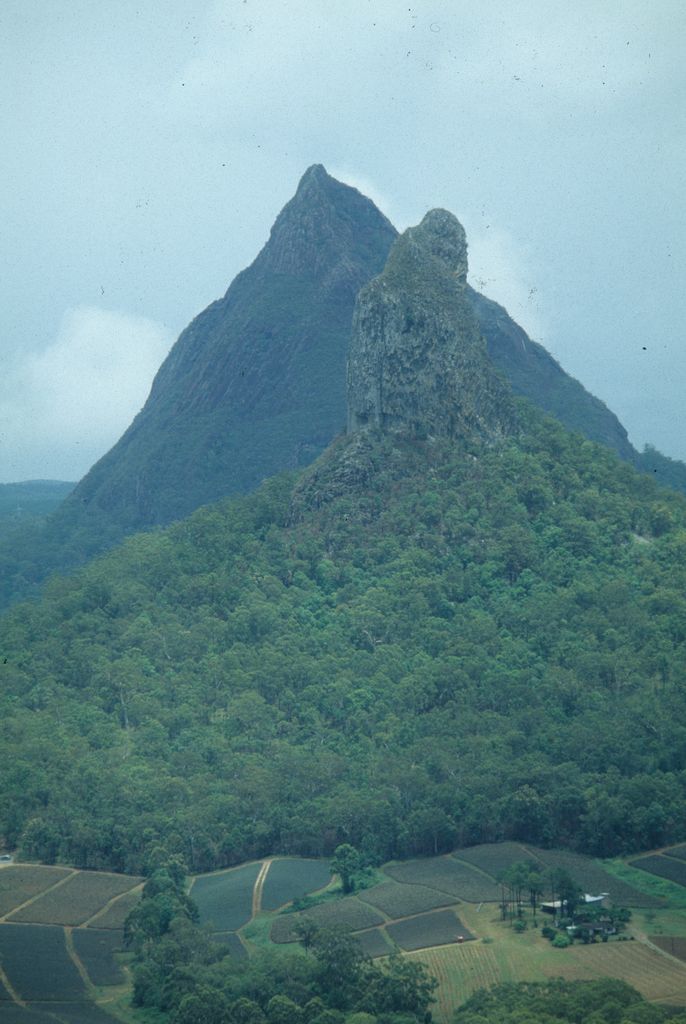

{"left": 261, "top": 166, "right": 396, "bottom": 281}
{"left": 406, "top": 208, "right": 468, "bottom": 283}
{"left": 295, "top": 163, "right": 331, "bottom": 192}
{"left": 347, "top": 211, "right": 515, "bottom": 440}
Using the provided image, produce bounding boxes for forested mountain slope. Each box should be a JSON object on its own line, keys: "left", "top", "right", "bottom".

{"left": 2, "top": 403, "right": 685, "bottom": 874}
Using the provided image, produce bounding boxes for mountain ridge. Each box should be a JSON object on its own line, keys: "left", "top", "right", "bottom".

{"left": 1, "top": 165, "right": 685, "bottom": 609}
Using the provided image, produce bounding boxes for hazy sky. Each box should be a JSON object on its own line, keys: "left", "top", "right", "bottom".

{"left": 1, "top": 0, "right": 684, "bottom": 482}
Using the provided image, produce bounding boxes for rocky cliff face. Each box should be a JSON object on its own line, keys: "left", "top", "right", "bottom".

{"left": 347, "top": 209, "right": 515, "bottom": 441}
{"left": 57, "top": 166, "right": 397, "bottom": 535}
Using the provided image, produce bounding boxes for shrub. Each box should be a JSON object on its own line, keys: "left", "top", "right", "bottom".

{"left": 552, "top": 933, "right": 571, "bottom": 948}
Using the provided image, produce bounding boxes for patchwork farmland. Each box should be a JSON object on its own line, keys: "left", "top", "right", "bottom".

{"left": 4, "top": 841, "right": 686, "bottom": 1020}
{"left": 0, "top": 864, "right": 141, "bottom": 1022}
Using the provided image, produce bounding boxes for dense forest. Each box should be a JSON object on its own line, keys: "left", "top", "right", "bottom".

{"left": 1, "top": 401, "right": 686, "bottom": 873}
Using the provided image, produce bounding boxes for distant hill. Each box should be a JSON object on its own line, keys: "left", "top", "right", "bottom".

{"left": 0, "top": 480, "right": 73, "bottom": 535}
{"left": 0, "top": 166, "right": 684, "bottom": 609}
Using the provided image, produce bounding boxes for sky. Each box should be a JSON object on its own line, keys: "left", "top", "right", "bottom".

{"left": 1, "top": 0, "right": 684, "bottom": 482}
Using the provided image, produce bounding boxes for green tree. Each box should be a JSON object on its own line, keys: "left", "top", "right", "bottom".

{"left": 331, "top": 844, "right": 363, "bottom": 894}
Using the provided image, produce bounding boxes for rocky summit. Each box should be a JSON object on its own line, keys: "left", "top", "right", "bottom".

{"left": 2, "top": 166, "right": 685, "bottom": 611}
{"left": 347, "top": 209, "right": 515, "bottom": 441}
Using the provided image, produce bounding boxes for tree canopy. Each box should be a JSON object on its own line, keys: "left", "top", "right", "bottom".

{"left": 1, "top": 403, "right": 686, "bottom": 871}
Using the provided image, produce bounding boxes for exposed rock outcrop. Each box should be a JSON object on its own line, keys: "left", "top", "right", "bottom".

{"left": 347, "top": 209, "right": 515, "bottom": 441}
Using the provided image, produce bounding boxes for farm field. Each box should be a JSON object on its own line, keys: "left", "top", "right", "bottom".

{"left": 71, "top": 928, "right": 125, "bottom": 986}
{"left": 453, "top": 842, "right": 542, "bottom": 879}
{"left": 631, "top": 855, "right": 686, "bottom": 888}
{"left": 271, "top": 895, "right": 384, "bottom": 942}
{"left": 0, "top": 866, "right": 74, "bottom": 918}
{"left": 0, "top": 924, "right": 85, "bottom": 1002}
{"left": 0, "top": 1008, "right": 57, "bottom": 1023}
{"left": 652, "top": 936, "right": 686, "bottom": 961}
{"left": 411, "top": 924, "right": 686, "bottom": 1022}
{"left": 26, "top": 1003, "right": 121, "bottom": 1022}
{"left": 289, "top": 894, "right": 384, "bottom": 931}
{"left": 523, "top": 847, "right": 663, "bottom": 907}
{"left": 190, "top": 861, "right": 262, "bottom": 932}
{"left": 386, "top": 856, "right": 500, "bottom": 902}
{"left": 3, "top": 843, "right": 686, "bottom": 1021}
{"left": 359, "top": 881, "right": 455, "bottom": 918}
{"left": 540, "top": 942, "right": 686, "bottom": 1003}
{"left": 260, "top": 858, "right": 332, "bottom": 911}
{"left": 665, "top": 845, "right": 686, "bottom": 863}
{"left": 86, "top": 888, "right": 140, "bottom": 930}
{"left": 386, "top": 909, "right": 474, "bottom": 952}
{"left": 9, "top": 872, "right": 141, "bottom": 927}
{"left": 353, "top": 928, "right": 395, "bottom": 958}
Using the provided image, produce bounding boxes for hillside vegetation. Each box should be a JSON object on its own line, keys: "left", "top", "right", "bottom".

{"left": 1, "top": 402, "right": 686, "bottom": 873}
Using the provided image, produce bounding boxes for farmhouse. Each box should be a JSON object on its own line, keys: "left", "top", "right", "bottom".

{"left": 541, "top": 893, "right": 608, "bottom": 915}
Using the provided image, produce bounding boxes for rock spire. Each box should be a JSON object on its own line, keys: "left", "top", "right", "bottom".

{"left": 346, "top": 209, "right": 515, "bottom": 441}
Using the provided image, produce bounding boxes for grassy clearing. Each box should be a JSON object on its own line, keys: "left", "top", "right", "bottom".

{"left": 0, "top": 865, "right": 73, "bottom": 917}
{"left": 358, "top": 881, "right": 455, "bottom": 918}
{"left": 72, "top": 928, "right": 125, "bottom": 987}
{"left": 190, "top": 862, "right": 262, "bottom": 932}
{"left": 523, "top": 847, "right": 662, "bottom": 907}
{"left": 452, "top": 842, "right": 542, "bottom": 880}
{"left": 9, "top": 873, "right": 141, "bottom": 927}
{"left": 260, "top": 858, "right": 332, "bottom": 911}
{"left": 387, "top": 910, "right": 474, "bottom": 952}
{"left": 603, "top": 859, "right": 686, "bottom": 909}
{"left": 242, "top": 911, "right": 278, "bottom": 951}
{"left": 0, "top": 924, "right": 85, "bottom": 1001}
{"left": 386, "top": 857, "right": 499, "bottom": 902}
{"left": 631, "top": 855, "right": 686, "bottom": 888}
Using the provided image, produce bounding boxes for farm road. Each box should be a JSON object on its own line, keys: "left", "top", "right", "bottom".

{"left": 64, "top": 926, "right": 95, "bottom": 997}
{"left": 83, "top": 880, "right": 144, "bottom": 928}
{"left": 252, "top": 860, "right": 273, "bottom": 917}
{"left": 0, "top": 960, "right": 25, "bottom": 1008}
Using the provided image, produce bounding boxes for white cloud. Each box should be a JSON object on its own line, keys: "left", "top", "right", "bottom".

{"left": 0, "top": 307, "right": 173, "bottom": 482}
